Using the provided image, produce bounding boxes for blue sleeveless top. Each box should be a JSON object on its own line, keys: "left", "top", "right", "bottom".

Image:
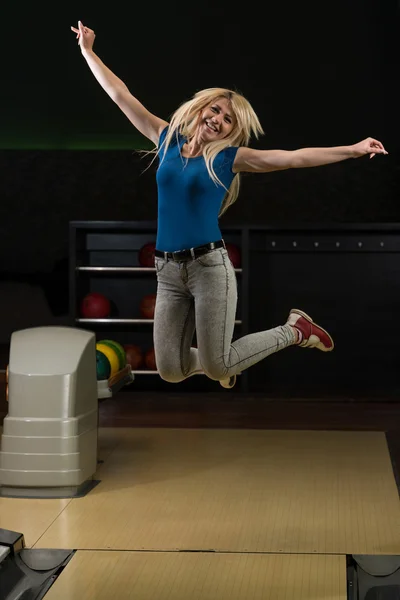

{"left": 155, "top": 126, "right": 239, "bottom": 251}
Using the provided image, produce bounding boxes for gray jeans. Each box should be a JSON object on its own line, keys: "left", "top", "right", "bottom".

{"left": 154, "top": 247, "right": 296, "bottom": 382}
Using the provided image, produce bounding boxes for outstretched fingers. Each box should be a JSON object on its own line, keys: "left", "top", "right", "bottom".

{"left": 70, "top": 20, "right": 94, "bottom": 45}
{"left": 71, "top": 26, "right": 80, "bottom": 40}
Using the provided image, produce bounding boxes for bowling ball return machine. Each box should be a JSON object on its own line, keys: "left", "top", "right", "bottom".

{"left": 0, "top": 326, "right": 134, "bottom": 500}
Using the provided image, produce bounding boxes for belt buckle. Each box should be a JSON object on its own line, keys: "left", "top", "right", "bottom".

{"left": 171, "top": 250, "right": 186, "bottom": 262}
{"left": 174, "top": 248, "right": 193, "bottom": 262}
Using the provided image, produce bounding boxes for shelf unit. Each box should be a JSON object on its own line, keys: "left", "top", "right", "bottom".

{"left": 69, "top": 221, "right": 249, "bottom": 392}
{"left": 69, "top": 221, "right": 400, "bottom": 398}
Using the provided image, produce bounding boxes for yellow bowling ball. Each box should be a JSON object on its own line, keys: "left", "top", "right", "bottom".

{"left": 98, "top": 339, "right": 126, "bottom": 370}
{"left": 96, "top": 342, "right": 119, "bottom": 378}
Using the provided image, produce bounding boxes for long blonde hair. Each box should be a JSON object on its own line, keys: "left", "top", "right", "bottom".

{"left": 156, "top": 88, "right": 264, "bottom": 215}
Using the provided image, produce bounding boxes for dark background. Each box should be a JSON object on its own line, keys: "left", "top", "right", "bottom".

{"left": 0, "top": 0, "right": 399, "bottom": 342}
{"left": 2, "top": 2, "right": 400, "bottom": 499}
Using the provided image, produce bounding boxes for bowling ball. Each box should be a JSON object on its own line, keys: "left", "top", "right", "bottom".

{"left": 98, "top": 339, "right": 126, "bottom": 370}
{"left": 225, "top": 243, "right": 241, "bottom": 268}
{"left": 96, "top": 350, "right": 111, "bottom": 380}
{"left": 123, "top": 344, "right": 143, "bottom": 370}
{"left": 80, "top": 292, "right": 111, "bottom": 318}
{"left": 144, "top": 347, "right": 157, "bottom": 370}
{"left": 96, "top": 343, "right": 119, "bottom": 377}
{"left": 139, "top": 242, "right": 156, "bottom": 267}
{"left": 139, "top": 294, "right": 157, "bottom": 319}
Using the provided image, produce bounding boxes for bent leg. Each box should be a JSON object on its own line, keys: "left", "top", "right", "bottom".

{"left": 189, "top": 248, "right": 296, "bottom": 381}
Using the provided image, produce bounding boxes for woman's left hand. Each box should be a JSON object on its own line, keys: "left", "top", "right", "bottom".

{"left": 352, "top": 137, "right": 388, "bottom": 159}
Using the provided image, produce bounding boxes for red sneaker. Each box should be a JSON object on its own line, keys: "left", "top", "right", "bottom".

{"left": 287, "top": 309, "right": 334, "bottom": 352}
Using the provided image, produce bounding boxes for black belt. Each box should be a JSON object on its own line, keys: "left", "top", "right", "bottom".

{"left": 155, "top": 239, "right": 225, "bottom": 262}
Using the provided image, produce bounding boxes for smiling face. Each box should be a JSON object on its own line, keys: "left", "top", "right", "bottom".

{"left": 198, "top": 97, "right": 237, "bottom": 142}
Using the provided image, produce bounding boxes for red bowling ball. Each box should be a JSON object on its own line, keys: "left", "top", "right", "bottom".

{"left": 80, "top": 292, "right": 111, "bottom": 319}
{"left": 123, "top": 344, "right": 143, "bottom": 370}
{"left": 140, "top": 294, "right": 157, "bottom": 319}
{"left": 145, "top": 347, "right": 157, "bottom": 370}
{"left": 138, "top": 242, "right": 156, "bottom": 267}
{"left": 225, "top": 243, "right": 241, "bottom": 268}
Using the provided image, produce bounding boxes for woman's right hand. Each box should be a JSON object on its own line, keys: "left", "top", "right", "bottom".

{"left": 71, "top": 20, "right": 95, "bottom": 53}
